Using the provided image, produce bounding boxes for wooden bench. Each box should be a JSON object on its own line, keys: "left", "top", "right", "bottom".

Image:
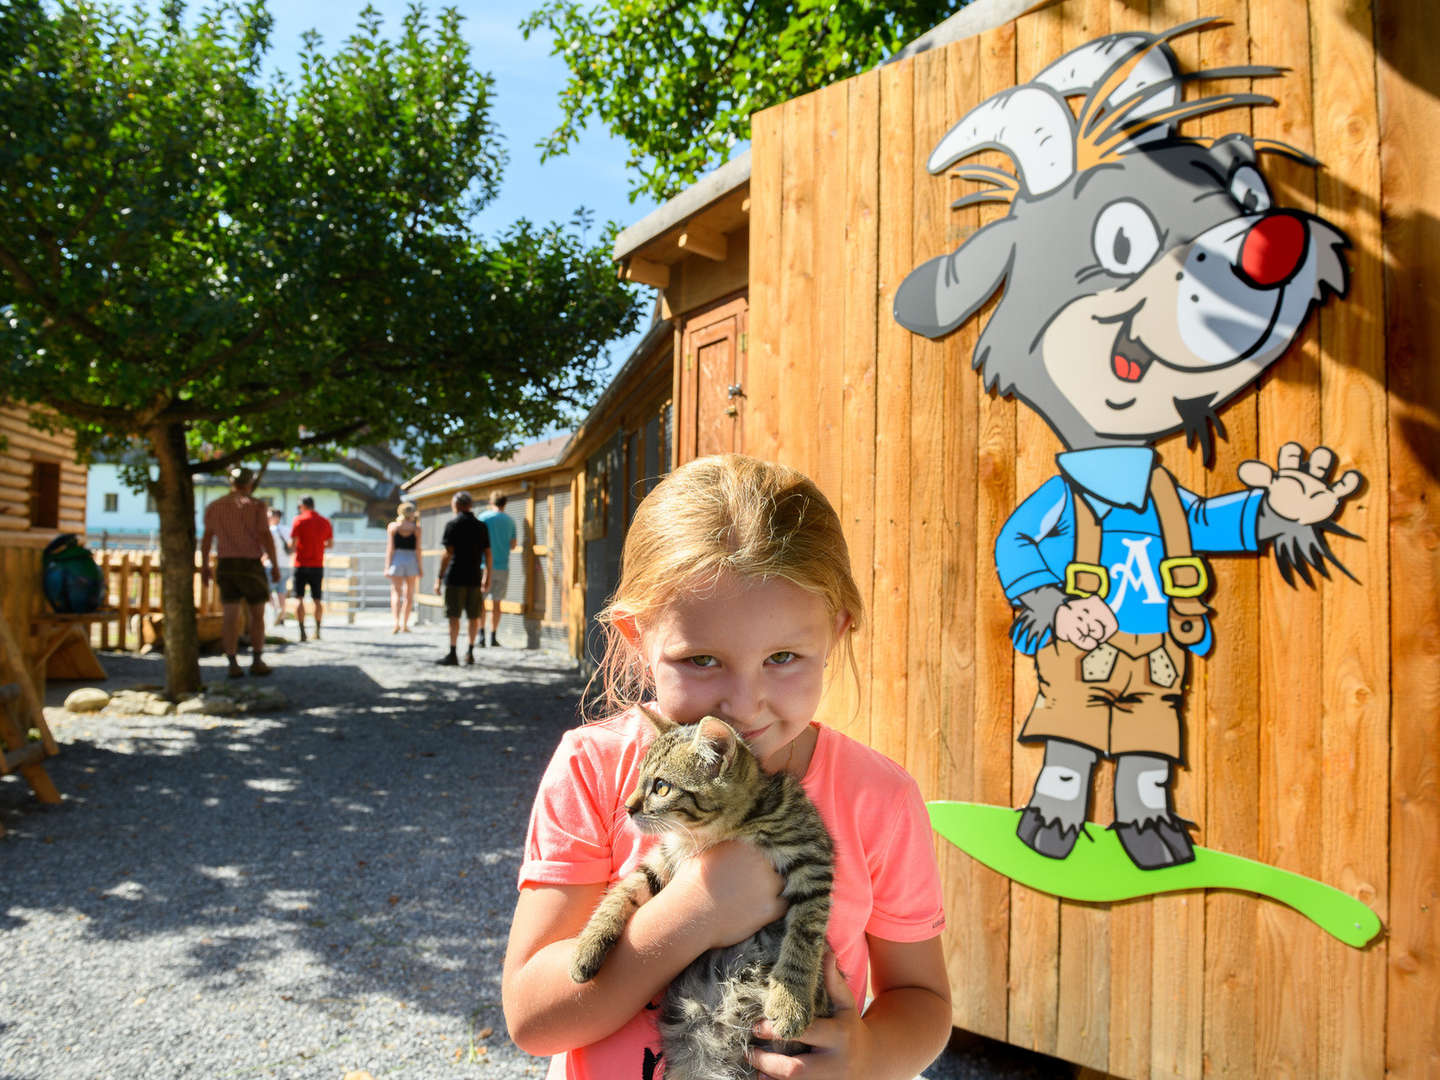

{"left": 27, "top": 610, "right": 120, "bottom": 705}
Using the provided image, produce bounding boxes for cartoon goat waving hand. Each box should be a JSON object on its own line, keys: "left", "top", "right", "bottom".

{"left": 895, "top": 20, "right": 1363, "bottom": 870}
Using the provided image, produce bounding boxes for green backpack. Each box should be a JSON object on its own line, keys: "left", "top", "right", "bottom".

{"left": 41, "top": 534, "right": 105, "bottom": 614}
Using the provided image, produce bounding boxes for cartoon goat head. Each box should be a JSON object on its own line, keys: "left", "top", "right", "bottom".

{"left": 894, "top": 19, "right": 1349, "bottom": 461}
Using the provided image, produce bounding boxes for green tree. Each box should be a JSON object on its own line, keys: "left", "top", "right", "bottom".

{"left": 521, "top": 0, "right": 964, "bottom": 203}
{"left": 1, "top": 0, "right": 642, "bottom": 697}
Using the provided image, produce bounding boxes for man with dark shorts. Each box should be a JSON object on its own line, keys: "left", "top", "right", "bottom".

{"left": 289, "top": 496, "right": 333, "bottom": 641}
{"left": 200, "top": 467, "right": 280, "bottom": 678}
{"left": 434, "top": 490, "right": 491, "bottom": 666}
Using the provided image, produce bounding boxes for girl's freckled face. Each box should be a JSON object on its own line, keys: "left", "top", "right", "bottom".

{"left": 638, "top": 571, "right": 843, "bottom": 775}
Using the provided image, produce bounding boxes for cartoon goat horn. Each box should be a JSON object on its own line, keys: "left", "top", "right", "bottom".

{"left": 926, "top": 86, "right": 1075, "bottom": 195}
{"left": 1033, "top": 33, "right": 1180, "bottom": 147}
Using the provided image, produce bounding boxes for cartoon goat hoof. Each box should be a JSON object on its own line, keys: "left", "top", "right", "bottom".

{"left": 1016, "top": 806, "right": 1082, "bottom": 859}
{"left": 1113, "top": 817, "right": 1196, "bottom": 869}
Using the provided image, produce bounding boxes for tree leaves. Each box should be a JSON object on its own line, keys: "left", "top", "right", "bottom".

{"left": 0, "top": 0, "right": 643, "bottom": 477}
{"left": 521, "top": 0, "right": 964, "bottom": 202}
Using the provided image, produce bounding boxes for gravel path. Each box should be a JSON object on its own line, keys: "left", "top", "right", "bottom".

{"left": 1, "top": 613, "right": 1071, "bottom": 1080}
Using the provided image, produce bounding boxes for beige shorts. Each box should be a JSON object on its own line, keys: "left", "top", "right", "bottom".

{"left": 485, "top": 569, "right": 509, "bottom": 599}
{"left": 1020, "top": 634, "right": 1189, "bottom": 760}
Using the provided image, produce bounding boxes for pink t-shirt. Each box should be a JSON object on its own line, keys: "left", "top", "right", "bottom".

{"left": 517, "top": 708, "right": 946, "bottom": 1080}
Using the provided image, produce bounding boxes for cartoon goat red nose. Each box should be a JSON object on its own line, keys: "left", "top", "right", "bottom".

{"left": 1238, "top": 212, "right": 1307, "bottom": 288}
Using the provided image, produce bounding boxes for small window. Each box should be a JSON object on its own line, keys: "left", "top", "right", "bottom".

{"left": 30, "top": 461, "right": 61, "bottom": 529}
{"left": 104, "top": 493, "right": 119, "bottom": 512}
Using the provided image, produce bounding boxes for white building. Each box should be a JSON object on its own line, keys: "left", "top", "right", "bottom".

{"left": 86, "top": 445, "right": 412, "bottom": 547}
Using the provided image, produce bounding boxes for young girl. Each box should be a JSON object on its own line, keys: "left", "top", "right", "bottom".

{"left": 502, "top": 454, "right": 952, "bottom": 1079}
{"left": 384, "top": 502, "right": 422, "bottom": 633}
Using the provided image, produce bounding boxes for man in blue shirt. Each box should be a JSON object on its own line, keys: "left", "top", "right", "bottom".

{"left": 478, "top": 490, "right": 518, "bottom": 648}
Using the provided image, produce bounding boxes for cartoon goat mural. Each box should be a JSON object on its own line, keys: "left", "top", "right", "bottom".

{"left": 897, "top": 21, "right": 1366, "bottom": 881}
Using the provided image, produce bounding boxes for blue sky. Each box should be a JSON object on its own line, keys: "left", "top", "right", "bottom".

{"left": 257, "top": 0, "right": 661, "bottom": 393}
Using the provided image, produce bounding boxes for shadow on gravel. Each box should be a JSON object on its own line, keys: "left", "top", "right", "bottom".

{"left": 4, "top": 636, "right": 1075, "bottom": 1079}
{"left": 3, "top": 646, "right": 587, "bottom": 1049}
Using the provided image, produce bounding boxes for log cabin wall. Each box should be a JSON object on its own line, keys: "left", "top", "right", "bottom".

{"left": 0, "top": 405, "right": 86, "bottom": 549}
{"left": 743, "top": 0, "right": 1438, "bottom": 1075}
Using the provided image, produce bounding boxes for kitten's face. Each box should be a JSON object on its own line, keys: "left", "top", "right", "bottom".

{"left": 625, "top": 719, "right": 750, "bottom": 842}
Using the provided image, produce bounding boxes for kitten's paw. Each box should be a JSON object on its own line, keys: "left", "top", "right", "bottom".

{"left": 570, "top": 937, "right": 608, "bottom": 983}
{"left": 764, "top": 981, "right": 813, "bottom": 1041}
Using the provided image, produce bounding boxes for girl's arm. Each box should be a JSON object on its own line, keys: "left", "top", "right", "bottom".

{"left": 751, "top": 934, "right": 951, "bottom": 1080}
{"left": 385, "top": 522, "right": 396, "bottom": 566}
{"left": 502, "top": 840, "right": 788, "bottom": 1056}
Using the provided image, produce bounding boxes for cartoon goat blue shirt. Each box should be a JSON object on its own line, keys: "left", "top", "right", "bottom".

{"left": 998, "top": 448, "right": 1265, "bottom": 657}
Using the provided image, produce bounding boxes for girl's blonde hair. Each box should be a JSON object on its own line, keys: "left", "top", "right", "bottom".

{"left": 395, "top": 502, "right": 417, "bottom": 523}
{"left": 589, "top": 453, "right": 864, "bottom": 720}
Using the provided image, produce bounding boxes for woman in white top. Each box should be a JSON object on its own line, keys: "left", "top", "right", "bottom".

{"left": 385, "top": 503, "right": 423, "bottom": 633}
{"left": 265, "top": 507, "right": 290, "bottom": 626}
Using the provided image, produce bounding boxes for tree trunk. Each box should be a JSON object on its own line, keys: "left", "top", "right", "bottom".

{"left": 148, "top": 421, "right": 202, "bottom": 699}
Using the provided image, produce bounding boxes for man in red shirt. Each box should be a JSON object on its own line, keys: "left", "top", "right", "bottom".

{"left": 288, "top": 496, "right": 334, "bottom": 641}
{"left": 200, "top": 467, "right": 280, "bottom": 678}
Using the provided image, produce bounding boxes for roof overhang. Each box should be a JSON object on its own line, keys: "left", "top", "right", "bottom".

{"left": 611, "top": 0, "right": 1046, "bottom": 280}
{"left": 613, "top": 151, "right": 752, "bottom": 267}
{"left": 886, "top": 0, "right": 1054, "bottom": 64}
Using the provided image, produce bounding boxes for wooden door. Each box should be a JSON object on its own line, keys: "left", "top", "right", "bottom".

{"left": 678, "top": 294, "right": 748, "bottom": 462}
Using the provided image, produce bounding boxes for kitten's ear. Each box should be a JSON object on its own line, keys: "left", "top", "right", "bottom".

{"left": 692, "top": 716, "right": 739, "bottom": 775}
{"left": 638, "top": 704, "right": 677, "bottom": 735}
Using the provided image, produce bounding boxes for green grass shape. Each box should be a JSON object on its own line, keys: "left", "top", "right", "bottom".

{"left": 928, "top": 801, "right": 1381, "bottom": 948}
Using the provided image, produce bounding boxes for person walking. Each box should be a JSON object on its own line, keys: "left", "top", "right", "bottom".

{"left": 433, "top": 491, "right": 491, "bottom": 666}
{"left": 199, "top": 467, "right": 279, "bottom": 678}
{"left": 478, "top": 490, "right": 517, "bottom": 648}
{"left": 385, "top": 502, "right": 423, "bottom": 634}
{"left": 265, "top": 507, "right": 290, "bottom": 627}
{"left": 289, "top": 496, "right": 333, "bottom": 642}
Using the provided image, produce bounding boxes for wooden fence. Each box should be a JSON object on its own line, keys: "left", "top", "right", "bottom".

{"left": 3, "top": 544, "right": 360, "bottom": 661}
{"left": 743, "top": 0, "right": 1437, "bottom": 1076}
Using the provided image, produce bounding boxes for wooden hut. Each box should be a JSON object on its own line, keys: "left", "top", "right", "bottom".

{"left": 405, "top": 433, "right": 578, "bottom": 652}
{"left": 565, "top": 315, "right": 675, "bottom": 665}
{"left": 0, "top": 404, "right": 105, "bottom": 702}
{"left": 624, "top": 0, "right": 1436, "bottom": 1074}
{"left": 615, "top": 159, "right": 752, "bottom": 463}
{"left": 1, "top": 405, "right": 89, "bottom": 633}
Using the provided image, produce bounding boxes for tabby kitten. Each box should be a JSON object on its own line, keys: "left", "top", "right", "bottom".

{"left": 569, "top": 708, "right": 835, "bottom": 1080}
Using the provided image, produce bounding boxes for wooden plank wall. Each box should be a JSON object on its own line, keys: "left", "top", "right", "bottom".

{"left": 744, "top": 0, "right": 1438, "bottom": 1075}
{"left": 0, "top": 545, "right": 46, "bottom": 643}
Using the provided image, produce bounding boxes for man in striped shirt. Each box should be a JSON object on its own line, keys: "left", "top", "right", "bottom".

{"left": 200, "top": 466, "right": 280, "bottom": 678}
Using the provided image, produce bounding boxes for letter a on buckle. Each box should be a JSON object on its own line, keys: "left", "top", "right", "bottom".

{"left": 1065, "top": 562, "right": 1109, "bottom": 598}
{"left": 1159, "top": 555, "right": 1209, "bottom": 598}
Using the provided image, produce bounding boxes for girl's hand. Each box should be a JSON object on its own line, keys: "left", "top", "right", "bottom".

{"left": 749, "top": 951, "right": 872, "bottom": 1079}
{"left": 669, "top": 839, "right": 787, "bottom": 950}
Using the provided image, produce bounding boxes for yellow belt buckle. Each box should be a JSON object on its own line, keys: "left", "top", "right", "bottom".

{"left": 1160, "top": 555, "right": 1209, "bottom": 598}
{"left": 1064, "top": 562, "right": 1109, "bottom": 598}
